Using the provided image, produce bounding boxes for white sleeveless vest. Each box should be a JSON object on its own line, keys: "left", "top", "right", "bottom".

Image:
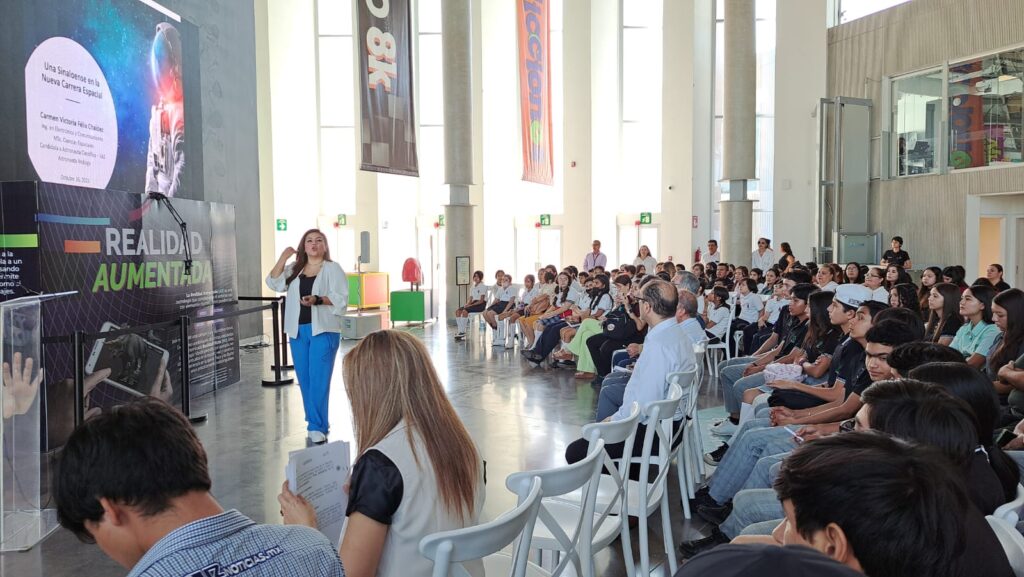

{"left": 352, "top": 422, "right": 485, "bottom": 577}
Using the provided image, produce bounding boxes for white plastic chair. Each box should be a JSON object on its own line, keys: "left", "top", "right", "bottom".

{"left": 665, "top": 369, "right": 700, "bottom": 518}
{"left": 689, "top": 343, "right": 709, "bottom": 476}
{"left": 505, "top": 439, "right": 610, "bottom": 577}
{"left": 705, "top": 303, "right": 737, "bottom": 379}
{"left": 419, "top": 477, "right": 547, "bottom": 577}
{"left": 986, "top": 515, "right": 1024, "bottom": 577}
{"left": 554, "top": 403, "right": 643, "bottom": 577}
{"left": 631, "top": 384, "right": 684, "bottom": 576}
{"left": 995, "top": 484, "right": 1024, "bottom": 525}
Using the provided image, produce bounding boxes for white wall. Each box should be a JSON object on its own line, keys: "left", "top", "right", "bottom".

{"left": 773, "top": 0, "right": 827, "bottom": 261}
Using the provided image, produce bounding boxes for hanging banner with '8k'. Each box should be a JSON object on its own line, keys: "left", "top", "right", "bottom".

{"left": 518, "top": 0, "right": 553, "bottom": 185}
{"left": 357, "top": 0, "right": 418, "bottom": 176}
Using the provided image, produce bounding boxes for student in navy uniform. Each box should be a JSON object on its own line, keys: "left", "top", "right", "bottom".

{"left": 54, "top": 399, "right": 344, "bottom": 577}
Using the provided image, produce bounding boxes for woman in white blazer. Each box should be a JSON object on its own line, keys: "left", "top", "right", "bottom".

{"left": 266, "top": 229, "right": 348, "bottom": 443}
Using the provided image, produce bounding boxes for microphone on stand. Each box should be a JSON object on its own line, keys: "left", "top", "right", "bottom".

{"left": 147, "top": 191, "right": 193, "bottom": 276}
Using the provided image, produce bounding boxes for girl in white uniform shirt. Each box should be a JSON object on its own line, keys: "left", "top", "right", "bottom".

{"left": 279, "top": 330, "right": 485, "bottom": 577}
{"left": 500, "top": 273, "right": 538, "bottom": 331}
{"left": 454, "top": 271, "right": 488, "bottom": 340}
{"left": 634, "top": 245, "right": 658, "bottom": 276}
{"left": 484, "top": 274, "right": 518, "bottom": 344}
{"left": 703, "top": 286, "right": 733, "bottom": 343}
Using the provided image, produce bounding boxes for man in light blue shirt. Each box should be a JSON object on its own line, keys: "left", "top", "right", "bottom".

{"left": 676, "top": 290, "right": 708, "bottom": 347}
{"left": 565, "top": 280, "right": 694, "bottom": 467}
{"left": 54, "top": 399, "right": 344, "bottom": 577}
{"left": 612, "top": 280, "right": 695, "bottom": 422}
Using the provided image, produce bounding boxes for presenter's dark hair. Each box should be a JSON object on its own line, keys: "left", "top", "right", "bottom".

{"left": 286, "top": 228, "right": 332, "bottom": 286}
{"left": 54, "top": 398, "right": 212, "bottom": 542}
{"left": 775, "top": 431, "right": 966, "bottom": 577}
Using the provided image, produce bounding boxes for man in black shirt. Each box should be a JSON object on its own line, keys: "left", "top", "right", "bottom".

{"left": 880, "top": 235, "right": 912, "bottom": 269}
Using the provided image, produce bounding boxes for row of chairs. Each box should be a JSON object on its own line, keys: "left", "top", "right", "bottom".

{"left": 421, "top": 368, "right": 703, "bottom": 577}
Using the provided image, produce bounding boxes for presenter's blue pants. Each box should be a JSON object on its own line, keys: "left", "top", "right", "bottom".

{"left": 290, "top": 324, "right": 341, "bottom": 434}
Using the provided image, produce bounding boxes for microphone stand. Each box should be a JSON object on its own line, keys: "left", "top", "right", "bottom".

{"left": 147, "top": 192, "right": 192, "bottom": 276}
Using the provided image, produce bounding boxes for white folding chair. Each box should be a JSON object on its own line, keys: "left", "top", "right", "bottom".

{"left": 554, "top": 403, "right": 643, "bottom": 577}
{"left": 705, "top": 303, "right": 737, "bottom": 380}
{"left": 419, "top": 477, "right": 547, "bottom": 577}
{"left": 631, "top": 384, "right": 684, "bottom": 576}
{"left": 665, "top": 369, "right": 700, "bottom": 518}
{"left": 995, "top": 484, "right": 1024, "bottom": 525}
{"left": 505, "top": 439, "right": 610, "bottom": 577}
{"left": 689, "top": 343, "right": 710, "bottom": 477}
{"left": 986, "top": 515, "right": 1024, "bottom": 577}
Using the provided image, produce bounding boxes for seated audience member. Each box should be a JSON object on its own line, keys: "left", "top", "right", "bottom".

{"left": 703, "top": 286, "right": 732, "bottom": 344}
{"left": 842, "top": 262, "right": 864, "bottom": 285}
{"left": 862, "top": 267, "right": 889, "bottom": 302}
{"left": 732, "top": 290, "right": 843, "bottom": 423}
{"left": 943, "top": 265, "right": 969, "bottom": 292}
{"left": 885, "top": 341, "right": 965, "bottom": 377}
{"left": 615, "top": 286, "right": 708, "bottom": 388}
{"left": 745, "top": 277, "right": 787, "bottom": 351}
{"left": 711, "top": 281, "right": 814, "bottom": 435}
{"left": 483, "top": 274, "right": 516, "bottom": 340}
{"left": 519, "top": 271, "right": 574, "bottom": 350}
{"left": 815, "top": 265, "right": 839, "bottom": 291}
{"left": 54, "top": 398, "right": 345, "bottom": 577}
{"left": 499, "top": 273, "right": 539, "bottom": 340}
{"left": 523, "top": 274, "right": 596, "bottom": 367}
{"left": 585, "top": 276, "right": 652, "bottom": 384}
{"left": 750, "top": 267, "right": 764, "bottom": 289}
{"left": 557, "top": 274, "right": 629, "bottom": 379}
{"left": 871, "top": 306, "right": 925, "bottom": 340}
{"left": 986, "top": 263, "right": 1013, "bottom": 292}
{"left": 715, "top": 262, "right": 735, "bottom": 290}
{"left": 909, "top": 363, "right": 1021, "bottom": 508}
{"left": 986, "top": 289, "right": 1024, "bottom": 410}
{"left": 676, "top": 544, "right": 862, "bottom": 577}
{"left": 883, "top": 264, "right": 912, "bottom": 291}
{"left": 735, "top": 266, "right": 750, "bottom": 284}
{"left": 917, "top": 266, "right": 942, "bottom": 312}
{"left": 281, "top": 331, "right": 484, "bottom": 577}
{"left": 949, "top": 284, "right": 1000, "bottom": 369}
{"left": 774, "top": 431, "right": 1011, "bottom": 577}
{"left": 733, "top": 279, "right": 764, "bottom": 353}
{"left": 691, "top": 379, "right": 1012, "bottom": 561}
{"left": 924, "top": 282, "right": 963, "bottom": 345}
{"left": 454, "top": 270, "right": 488, "bottom": 340}
{"left": 888, "top": 282, "right": 921, "bottom": 318}
{"left": 772, "top": 312, "right": 915, "bottom": 424}
{"left": 551, "top": 275, "right": 614, "bottom": 368}
{"left": 514, "top": 271, "right": 555, "bottom": 346}
{"left": 692, "top": 262, "right": 708, "bottom": 289}
{"left": 566, "top": 280, "right": 693, "bottom": 473}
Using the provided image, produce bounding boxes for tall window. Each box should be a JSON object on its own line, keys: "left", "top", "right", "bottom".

{"left": 315, "top": 0, "right": 357, "bottom": 265}
{"left": 891, "top": 69, "right": 943, "bottom": 177}
{"left": 949, "top": 48, "right": 1024, "bottom": 171}
{"left": 711, "top": 0, "right": 775, "bottom": 245}
{"left": 620, "top": 0, "right": 663, "bottom": 214}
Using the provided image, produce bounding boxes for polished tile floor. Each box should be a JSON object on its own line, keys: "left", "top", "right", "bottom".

{"left": 2, "top": 319, "right": 724, "bottom": 577}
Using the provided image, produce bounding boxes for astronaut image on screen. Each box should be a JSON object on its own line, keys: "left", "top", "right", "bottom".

{"left": 146, "top": 22, "right": 185, "bottom": 197}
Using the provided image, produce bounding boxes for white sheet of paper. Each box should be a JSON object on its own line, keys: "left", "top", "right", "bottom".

{"left": 286, "top": 440, "right": 351, "bottom": 547}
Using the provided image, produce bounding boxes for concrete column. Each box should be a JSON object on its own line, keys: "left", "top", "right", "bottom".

{"left": 719, "top": 0, "right": 756, "bottom": 266}
{"left": 590, "top": 0, "right": 620, "bottom": 263}
{"left": 442, "top": 0, "right": 477, "bottom": 320}
{"left": 561, "top": 0, "right": 593, "bottom": 269}
{"left": 691, "top": 0, "right": 715, "bottom": 264}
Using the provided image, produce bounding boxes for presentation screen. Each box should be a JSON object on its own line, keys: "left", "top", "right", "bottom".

{"left": 0, "top": 0, "right": 204, "bottom": 199}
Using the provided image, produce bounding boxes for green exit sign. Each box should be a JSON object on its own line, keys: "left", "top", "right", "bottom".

{"left": 275, "top": 219, "right": 287, "bottom": 231}
{"left": 438, "top": 214, "right": 445, "bottom": 226}
{"left": 540, "top": 214, "right": 551, "bottom": 226}
{"left": 640, "top": 212, "right": 652, "bottom": 225}
{"left": 337, "top": 214, "right": 346, "bottom": 226}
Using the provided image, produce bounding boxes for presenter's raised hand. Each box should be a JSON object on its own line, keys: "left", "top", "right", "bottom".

{"left": 2, "top": 353, "right": 44, "bottom": 418}
{"left": 279, "top": 247, "right": 297, "bottom": 262}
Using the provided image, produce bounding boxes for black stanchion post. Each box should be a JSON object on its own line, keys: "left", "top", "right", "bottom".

{"left": 271, "top": 297, "right": 294, "bottom": 372}
{"left": 263, "top": 300, "right": 294, "bottom": 387}
{"left": 179, "top": 315, "right": 207, "bottom": 424}
{"left": 73, "top": 330, "right": 86, "bottom": 428}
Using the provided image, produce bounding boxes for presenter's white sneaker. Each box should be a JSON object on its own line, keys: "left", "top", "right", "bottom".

{"left": 308, "top": 431, "right": 327, "bottom": 444}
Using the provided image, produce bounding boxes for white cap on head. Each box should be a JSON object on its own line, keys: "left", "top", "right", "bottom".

{"left": 835, "top": 284, "right": 873, "bottom": 309}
